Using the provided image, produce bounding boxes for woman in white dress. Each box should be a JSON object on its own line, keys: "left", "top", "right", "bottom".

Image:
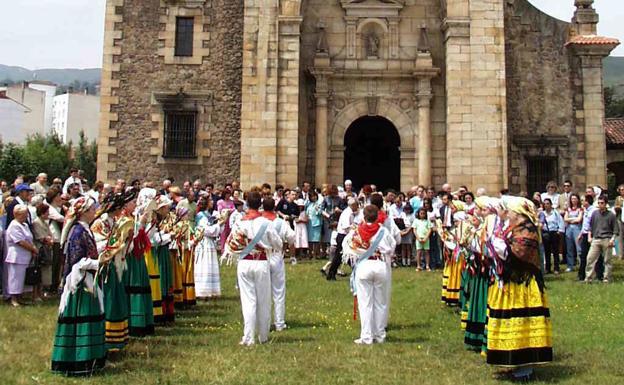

{"left": 194, "top": 196, "right": 223, "bottom": 299}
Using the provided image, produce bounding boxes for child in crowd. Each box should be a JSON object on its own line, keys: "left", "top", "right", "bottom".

{"left": 294, "top": 199, "right": 309, "bottom": 259}
{"left": 413, "top": 207, "right": 433, "bottom": 271}
{"left": 399, "top": 203, "right": 415, "bottom": 266}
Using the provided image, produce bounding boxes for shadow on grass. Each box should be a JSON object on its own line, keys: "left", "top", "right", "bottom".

{"left": 286, "top": 320, "right": 330, "bottom": 329}
{"left": 384, "top": 335, "right": 429, "bottom": 344}
{"left": 388, "top": 322, "right": 430, "bottom": 331}
{"left": 269, "top": 335, "right": 315, "bottom": 344}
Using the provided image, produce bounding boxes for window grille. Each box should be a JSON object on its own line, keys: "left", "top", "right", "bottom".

{"left": 175, "top": 17, "right": 194, "bottom": 57}
{"left": 527, "top": 157, "right": 557, "bottom": 195}
{"left": 163, "top": 111, "right": 197, "bottom": 158}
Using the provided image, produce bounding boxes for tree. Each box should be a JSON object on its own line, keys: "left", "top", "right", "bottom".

{"left": 605, "top": 86, "right": 624, "bottom": 118}
{"left": 22, "top": 133, "right": 72, "bottom": 181}
{"left": 0, "top": 143, "right": 27, "bottom": 182}
{"left": 73, "top": 130, "right": 98, "bottom": 184}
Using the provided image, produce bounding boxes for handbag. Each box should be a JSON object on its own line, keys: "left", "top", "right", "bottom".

{"left": 25, "top": 260, "right": 42, "bottom": 286}
{"left": 38, "top": 245, "right": 52, "bottom": 265}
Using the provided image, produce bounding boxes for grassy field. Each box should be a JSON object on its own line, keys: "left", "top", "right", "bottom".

{"left": 1, "top": 260, "right": 623, "bottom": 385}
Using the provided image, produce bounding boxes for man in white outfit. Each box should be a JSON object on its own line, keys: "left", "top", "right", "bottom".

{"left": 225, "top": 192, "right": 282, "bottom": 346}
{"left": 261, "top": 197, "right": 295, "bottom": 331}
{"left": 370, "top": 193, "right": 401, "bottom": 329}
{"left": 343, "top": 205, "right": 397, "bottom": 344}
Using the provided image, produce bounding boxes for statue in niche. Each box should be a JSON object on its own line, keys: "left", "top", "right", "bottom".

{"left": 366, "top": 32, "right": 380, "bottom": 58}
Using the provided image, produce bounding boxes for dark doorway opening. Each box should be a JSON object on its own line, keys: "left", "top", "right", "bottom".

{"left": 344, "top": 116, "right": 401, "bottom": 192}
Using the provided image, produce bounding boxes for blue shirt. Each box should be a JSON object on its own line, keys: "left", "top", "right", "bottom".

{"left": 581, "top": 205, "right": 596, "bottom": 234}
{"left": 540, "top": 209, "right": 564, "bottom": 233}
{"left": 409, "top": 196, "right": 422, "bottom": 212}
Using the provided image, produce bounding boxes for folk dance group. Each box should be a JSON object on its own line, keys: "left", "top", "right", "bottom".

{"left": 50, "top": 188, "right": 224, "bottom": 376}
{"left": 438, "top": 194, "right": 553, "bottom": 380}
{"left": 48, "top": 186, "right": 553, "bottom": 380}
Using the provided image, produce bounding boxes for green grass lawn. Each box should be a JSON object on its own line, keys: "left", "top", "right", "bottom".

{"left": 1, "top": 260, "right": 623, "bottom": 385}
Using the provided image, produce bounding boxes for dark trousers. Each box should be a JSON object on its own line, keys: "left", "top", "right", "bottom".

{"left": 543, "top": 231, "right": 560, "bottom": 273}
{"left": 327, "top": 233, "right": 347, "bottom": 279}
{"left": 51, "top": 242, "right": 64, "bottom": 290}
{"left": 579, "top": 234, "right": 604, "bottom": 280}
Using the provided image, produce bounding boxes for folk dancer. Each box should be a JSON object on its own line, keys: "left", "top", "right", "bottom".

{"left": 487, "top": 197, "right": 553, "bottom": 380}
{"left": 194, "top": 196, "right": 224, "bottom": 299}
{"left": 224, "top": 192, "right": 282, "bottom": 346}
{"left": 343, "top": 205, "right": 397, "bottom": 344}
{"left": 92, "top": 193, "right": 129, "bottom": 352}
{"left": 170, "top": 206, "right": 197, "bottom": 308}
{"left": 262, "top": 198, "right": 295, "bottom": 331}
{"left": 120, "top": 189, "right": 154, "bottom": 336}
{"left": 51, "top": 197, "right": 106, "bottom": 376}
{"left": 148, "top": 195, "right": 176, "bottom": 323}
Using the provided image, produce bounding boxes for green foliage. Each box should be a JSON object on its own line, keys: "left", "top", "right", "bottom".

{"left": 74, "top": 131, "right": 98, "bottom": 184}
{"left": 0, "top": 132, "right": 96, "bottom": 183}
{"left": 605, "top": 86, "right": 624, "bottom": 118}
{"left": 0, "top": 143, "right": 28, "bottom": 182}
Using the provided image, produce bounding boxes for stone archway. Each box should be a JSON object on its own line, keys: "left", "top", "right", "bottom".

{"left": 327, "top": 98, "right": 417, "bottom": 192}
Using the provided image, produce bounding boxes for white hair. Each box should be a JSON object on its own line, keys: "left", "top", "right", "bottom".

{"left": 13, "top": 204, "right": 28, "bottom": 215}
{"left": 344, "top": 179, "right": 352, "bottom": 186}
{"left": 476, "top": 187, "right": 487, "bottom": 197}
{"left": 38, "top": 173, "right": 48, "bottom": 179}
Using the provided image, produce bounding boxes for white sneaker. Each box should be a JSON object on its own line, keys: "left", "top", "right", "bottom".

{"left": 290, "top": 257, "right": 297, "bottom": 265}
{"left": 239, "top": 340, "right": 254, "bottom": 347}
{"left": 354, "top": 338, "right": 373, "bottom": 345}
{"left": 275, "top": 324, "right": 288, "bottom": 332}
{"left": 374, "top": 337, "right": 386, "bottom": 344}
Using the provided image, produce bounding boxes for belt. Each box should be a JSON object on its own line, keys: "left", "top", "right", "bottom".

{"left": 242, "top": 252, "right": 267, "bottom": 261}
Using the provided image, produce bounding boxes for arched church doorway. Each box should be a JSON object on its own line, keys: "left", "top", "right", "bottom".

{"left": 344, "top": 116, "right": 400, "bottom": 192}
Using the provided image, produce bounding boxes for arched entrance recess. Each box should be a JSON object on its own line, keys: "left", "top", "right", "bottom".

{"left": 344, "top": 116, "right": 401, "bottom": 192}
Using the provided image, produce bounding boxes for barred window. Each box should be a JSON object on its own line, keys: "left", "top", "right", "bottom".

{"left": 163, "top": 111, "right": 197, "bottom": 158}
{"left": 527, "top": 157, "right": 557, "bottom": 195}
{"left": 175, "top": 17, "right": 194, "bottom": 57}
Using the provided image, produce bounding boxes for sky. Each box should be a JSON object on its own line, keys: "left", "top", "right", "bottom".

{"left": 0, "top": 0, "right": 622, "bottom": 70}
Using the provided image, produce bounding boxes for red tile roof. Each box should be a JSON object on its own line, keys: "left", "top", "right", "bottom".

{"left": 566, "top": 35, "right": 620, "bottom": 46}
{"left": 606, "top": 118, "right": 624, "bottom": 146}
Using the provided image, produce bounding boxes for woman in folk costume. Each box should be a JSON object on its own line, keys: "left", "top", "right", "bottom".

{"left": 51, "top": 197, "right": 106, "bottom": 376}
{"left": 462, "top": 196, "right": 499, "bottom": 354}
{"left": 487, "top": 196, "right": 553, "bottom": 380}
{"left": 455, "top": 209, "right": 476, "bottom": 329}
{"left": 343, "top": 205, "right": 397, "bottom": 345}
{"left": 440, "top": 200, "right": 465, "bottom": 307}
{"left": 119, "top": 189, "right": 154, "bottom": 336}
{"left": 136, "top": 188, "right": 164, "bottom": 324}
{"left": 148, "top": 195, "right": 176, "bottom": 323}
{"left": 170, "top": 206, "right": 196, "bottom": 307}
{"left": 194, "top": 196, "right": 223, "bottom": 299}
{"left": 91, "top": 193, "right": 129, "bottom": 352}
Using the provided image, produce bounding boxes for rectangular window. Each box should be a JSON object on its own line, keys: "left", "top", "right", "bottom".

{"left": 175, "top": 17, "right": 194, "bottom": 57}
{"left": 163, "top": 111, "right": 197, "bottom": 158}
{"left": 527, "top": 157, "right": 558, "bottom": 195}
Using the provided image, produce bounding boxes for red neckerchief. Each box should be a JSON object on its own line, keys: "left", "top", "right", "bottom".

{"left": 262, "top": 211, "right": 277, "bottom": 221}
{"left": 358, "top": 221, "right": 380, "bottom": 244}
{"left": 376, "top": 210, "right": 387, "bottom": 226}
{"left": 243, "top": 209, "right": 262, "bottom": 221}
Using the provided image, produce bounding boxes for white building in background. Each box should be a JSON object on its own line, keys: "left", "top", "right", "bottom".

{"left": 2, "top": 81, "right": 54, "bottom": 143}
{"left": 28, "top": 81, "right": 57, "bottom": 134}
{"left": 0, "top": 88, "right": 31, "bottom": 144}
{"left": 52, "top": 92, "right": 100, "bottom": 144}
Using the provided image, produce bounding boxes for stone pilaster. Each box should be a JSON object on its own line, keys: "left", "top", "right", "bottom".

{"left": 442, "top": 0, "right": 507, "bottom": 192}
{"left": 97, "top": 0, "right": 124, "bottom": 183}
{"left": 417, "top": 78, "right": 433, "bottom": 186}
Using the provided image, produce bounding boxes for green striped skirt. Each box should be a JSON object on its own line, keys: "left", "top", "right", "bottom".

{"left": 103, "top": 263, "right": 129, "bottom": 351}
{"left": 125, "top": 255, "right": 154, "bottom": 337}
{"left": 51, "top": 278, "right": 106, "bottom": 376}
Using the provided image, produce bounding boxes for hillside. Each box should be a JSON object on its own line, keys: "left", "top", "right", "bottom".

{"left": 0, "top": 64, "right": 101, "bottom": 86}
{"left": 604, "top": 56, "right": 624, "bottom": 96}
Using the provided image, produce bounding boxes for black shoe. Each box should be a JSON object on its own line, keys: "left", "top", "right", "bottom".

{"left": 326, "top": 276, "right": 336, "bottom": 281}
{"left": 320, "top": 269, "right": 327, "bottom": 277}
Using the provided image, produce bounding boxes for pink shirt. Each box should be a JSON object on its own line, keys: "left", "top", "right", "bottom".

{"left": 5, "top": 220, "right": 33, "bottom": 265}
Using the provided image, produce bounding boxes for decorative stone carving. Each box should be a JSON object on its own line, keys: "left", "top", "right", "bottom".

{"left": 316, "top": 21, "right": 329, "bottom": 54}
{"left": 367, "top": 96, "right": 379, "bottom": 116}
{"left": 365, "top": 32, "right": 380, "bottom": 58}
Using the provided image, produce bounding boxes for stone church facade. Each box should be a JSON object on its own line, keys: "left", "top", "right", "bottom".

{"left": 98, "top": 0, "right": 619, "bottom": 193}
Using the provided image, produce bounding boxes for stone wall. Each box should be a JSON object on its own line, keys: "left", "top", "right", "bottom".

{"left": 98, "top": 0, "right": 243, "bottom": 186}
{"left": 504, "top": 0, "right": 577, "bottom": 193}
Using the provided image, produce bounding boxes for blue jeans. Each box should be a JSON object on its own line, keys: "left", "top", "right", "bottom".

{"left": 565, "top": 224, "right": 581, "bottom": 269}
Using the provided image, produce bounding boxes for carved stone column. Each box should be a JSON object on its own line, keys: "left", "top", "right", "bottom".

{"left": 314, "top": 76, "right": 329, "bottom": 186}
{"left": 417, "top": 78, "right": 433, "bottom": 186}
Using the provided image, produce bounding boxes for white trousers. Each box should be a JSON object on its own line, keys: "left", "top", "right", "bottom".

{"left": 237, "top": 259, "right": 271, "bottom": 344}
{"left": 382, "top": 258, "right": 392, "bottom": 328}
{"left": 269, "top": 255, "right": 287, "bottom": 329}
{"left": 355, "top": 259, "right": 388, "bottom": 344}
